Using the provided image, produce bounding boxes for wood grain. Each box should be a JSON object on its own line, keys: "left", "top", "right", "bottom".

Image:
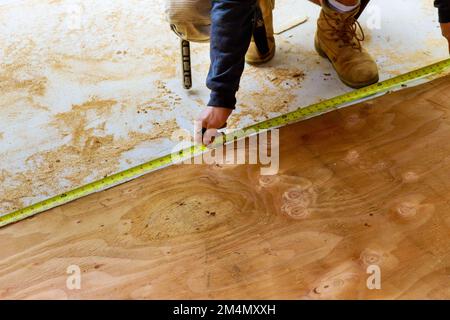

{"left": 1, "top": 76, "right": 450, "bottom": 299}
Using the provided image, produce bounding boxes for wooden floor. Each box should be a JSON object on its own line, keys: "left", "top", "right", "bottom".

{"left": 1, "top": 76, "right": 450, "bottom": 299}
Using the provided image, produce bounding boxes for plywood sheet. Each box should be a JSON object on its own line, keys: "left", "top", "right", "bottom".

{"left": 1, "top": 76, "right": 450, "bottom": 299}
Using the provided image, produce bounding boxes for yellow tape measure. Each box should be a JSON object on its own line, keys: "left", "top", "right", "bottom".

{"left": 1, "top": 58, "right": 450, "bottom": 228}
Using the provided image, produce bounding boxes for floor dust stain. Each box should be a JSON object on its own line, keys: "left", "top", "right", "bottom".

{"left": 231, "top": 67, "right": 305, "bottom": 126}
{"left": 1, "top": 116, "right": 179, "bottom": 212}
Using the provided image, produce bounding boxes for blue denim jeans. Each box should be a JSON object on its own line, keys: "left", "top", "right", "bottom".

{"left": 206, "top": 0, "right": 257, "bottom": 109}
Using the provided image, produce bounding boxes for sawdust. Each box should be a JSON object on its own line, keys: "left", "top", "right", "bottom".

{"left": 0, "top": 117, "right": 179, "bottom": 213}
{"left": 263, "top": 67, "right": 305, "bottom": 86}
{"left": 0, "top": 59, "right": 48, "bottom": 98}
{"left": 1, "top": 49, "right": 181, "bottom": 214}
{"left": 370, "top": 38, "right": 443, "bottom": 76}
{"left": 1, "top": 91, "right": 179, "bottom": 213}
{"left": 50, "top": 97, "right": 117, "bottom": 147}
{"left": 150, "top": 80, "right": 180, "bottom": 109}
{"left": 0, "top": 0, "right": 188, "bottom": 213}
{"left": 230, "top": 66, "right": 305, "bottom": 126}
{"left": 0, "top": 74, "right": 47, "bottom": 97}
{"left": 143, "top": 46, "right": 178, "bottom": 78}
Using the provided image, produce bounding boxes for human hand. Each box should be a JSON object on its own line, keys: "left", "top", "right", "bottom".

{"left": 195, "top": 106, "right": 232, "bottom": 145}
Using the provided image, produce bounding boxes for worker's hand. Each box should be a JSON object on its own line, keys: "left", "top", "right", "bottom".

{"left": 195, "top": 106, "right": 233, "bottom": 145}
{"left": 441, "top": 23, "right": 450, "bottom": 53}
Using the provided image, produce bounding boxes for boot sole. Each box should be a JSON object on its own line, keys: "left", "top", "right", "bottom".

{"left": 245, "top": 47, "right": 276, "bottom": 65}
{"left": 314, "top": 38, "right": 379, "bottom": 89}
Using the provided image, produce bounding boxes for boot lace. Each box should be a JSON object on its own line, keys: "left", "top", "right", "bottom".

{"left": 323, "top": 13, "right": 365, "bottom": 51}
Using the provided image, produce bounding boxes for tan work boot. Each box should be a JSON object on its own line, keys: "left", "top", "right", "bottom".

{"left": 245, "top": 0, "right": 276, "bottom": 65}
{"left": 315, "top": 1, "right": 379, "bottom": 88}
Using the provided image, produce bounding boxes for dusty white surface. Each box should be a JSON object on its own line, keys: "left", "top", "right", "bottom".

{"left": 0, "top": 0, "right": 448, "bottom": 214}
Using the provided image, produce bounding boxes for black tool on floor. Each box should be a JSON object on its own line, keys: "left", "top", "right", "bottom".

{"left": 181, "top": 39, "right": 192, "bottom": 89}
